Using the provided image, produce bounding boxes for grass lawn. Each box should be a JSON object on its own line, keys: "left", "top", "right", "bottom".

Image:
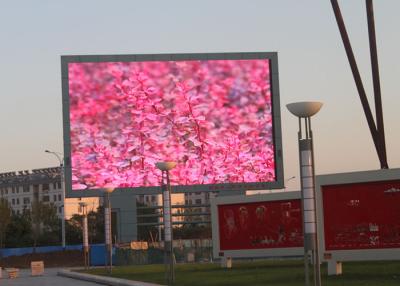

{"left": 83, "top": 260, "right": 400, "bottom": 286}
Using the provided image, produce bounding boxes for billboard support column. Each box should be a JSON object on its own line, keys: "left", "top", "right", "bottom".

{"left": 287, "top": 102, "right": 323, "bottom": 286}
{"left": 104, "top": 188, "right": 114, "bottom": 274}
{"left": 156, "top": 162, "right": 177, "bottom": 286}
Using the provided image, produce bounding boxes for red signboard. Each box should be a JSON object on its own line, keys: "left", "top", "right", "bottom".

{"left": 218, "top": 199, "right": 303, "bottom": 251}
{"left": 322, "top": 180, "right": 400, "bottom": 251}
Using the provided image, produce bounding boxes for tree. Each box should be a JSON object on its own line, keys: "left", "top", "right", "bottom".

{"left": 137, "top": 202, "right": 159, "bottom": 242}
{"left": 65, "top": 206, "right": 106, "bottom": 245}
{"left": 173, "top": 224, "right": 211, "bottom": 240}
{"left": 4, "top": 210, "right": 32, "bottom": 248}
{"left": 66, "top": 213, "right": 83, "bottom": 245}
{"left": 0, "top": 198, "right": 11, "bottom": 248}
{"left": 31, "top": 201, "right": 60, "bottom": 247}
{"left": 88, "top": 206, "right": 105, "bottom": 244}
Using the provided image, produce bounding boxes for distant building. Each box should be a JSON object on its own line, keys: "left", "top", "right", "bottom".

{"left": 137, "top": 193, "right": 185, "bottom": 227}
{"left": 137, "top": 194, "right": 160, "bottom": 207}
{"left": 184, "top": 191, "right": 216, "bottom": 223}
{"left": 0, "top": 167, "right": 98, "bottom": 218}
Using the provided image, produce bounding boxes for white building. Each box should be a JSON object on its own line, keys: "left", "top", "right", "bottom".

{"left": 0, "top": 167, "right": 98, "bottom": 218}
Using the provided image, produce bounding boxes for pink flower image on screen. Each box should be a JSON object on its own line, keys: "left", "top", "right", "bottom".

{"left": 68, "top": 59, "right": 275, "bottom": 190}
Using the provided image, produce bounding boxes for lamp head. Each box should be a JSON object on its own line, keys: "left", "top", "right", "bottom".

{"left": 103, "top": 186, "right": 115, "bottom": 194}
{"left": 155, "top": 161, "right": 177, "bottom": 171}
{"left": 286, "top": 101, "right": 323, "bottom": 118}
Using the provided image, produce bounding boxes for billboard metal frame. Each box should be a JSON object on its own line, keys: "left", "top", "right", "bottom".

{"left": 211, "top": 191, "right": 304, "bottom": 259}
{"left": 61, "top": 52, "right": 284, "bottom": 198}
{"left": 316, "top": 168, "right": 400, "bottom": 263}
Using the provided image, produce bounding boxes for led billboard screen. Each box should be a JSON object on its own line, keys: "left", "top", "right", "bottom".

{"left": 62, "top": 53, "right": 283, "bottom": 196}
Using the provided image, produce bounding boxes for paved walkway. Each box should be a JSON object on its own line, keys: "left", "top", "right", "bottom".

{"left": 0, "top": 268, "right": 100, "bottom": 286}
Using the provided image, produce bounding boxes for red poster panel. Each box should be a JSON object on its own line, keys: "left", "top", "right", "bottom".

{"left": 218, "top": 199, "right": 303, "bottom": 251}
{"left": 322, "top": 180, "right": 400, "bottom": 251}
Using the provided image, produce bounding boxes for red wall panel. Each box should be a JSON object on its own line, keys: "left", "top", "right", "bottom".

{"left": 322, "top": 180, "right": 400, "bottom": 250}
{"left": 218, "top": 199, "right": 303, "bottom": 251}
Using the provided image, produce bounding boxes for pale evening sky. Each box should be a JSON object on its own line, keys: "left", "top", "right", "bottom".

{"left": 0, "top": 0, "right": 399, "bottom": 191}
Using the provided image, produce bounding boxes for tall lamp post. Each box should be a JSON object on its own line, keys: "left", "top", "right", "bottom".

{"left": 103, "top": 187, "right": 114, "bottom": 274}
{"left": 155, "top": 161, "right": 177, "bottom": 286}
{"left": 286, "top": 102, "right": 323, "bottom": 286}
{"left": 45, "top": 149, "right": 66, "bottom": 249}
{"left": 79, "top": 202, "right": 89, "bottom": 269}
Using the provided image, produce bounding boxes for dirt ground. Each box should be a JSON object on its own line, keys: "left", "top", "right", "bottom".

{"left": 0, "top": 250, "right": 84, "bottom": 269}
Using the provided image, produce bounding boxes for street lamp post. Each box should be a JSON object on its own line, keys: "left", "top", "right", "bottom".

{"left": 79, "top": 202, "right": 89, "bottom": 269}
{"left": 103, "top": 187, "right": 114, "bottom": 274}
{"left": 287, "top": 102, "right": 323, "bottom": 286}
{"left": 155, "top": 161, "right": 177, "bottom": 286}
{"left": 45, "top": 150, "right": 66, "bottom": 249}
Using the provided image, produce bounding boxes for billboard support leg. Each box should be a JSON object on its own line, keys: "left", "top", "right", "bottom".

{"left": 304, "top": 251, "right": 310, "bottom": 286}
{"left": 327, "top": 260, "right": 342, "bottom": 276}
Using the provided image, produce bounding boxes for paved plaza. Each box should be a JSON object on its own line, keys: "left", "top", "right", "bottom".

{"left": 0, "top": 268, "right": 99, "bottom": 286}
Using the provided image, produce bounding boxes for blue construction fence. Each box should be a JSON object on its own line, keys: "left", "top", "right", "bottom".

{"left": 90, "top": 244, "right": 116, "bottom": 266}
{"left": 0, "top": 241, "right": 212, "bottom": 266}
{"left": 0, "top": 244, "right": 116, "bottom": 266}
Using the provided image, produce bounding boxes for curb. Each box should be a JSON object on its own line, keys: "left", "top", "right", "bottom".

{"left": 58, "top": 269, "right": 164, "bottom": 286}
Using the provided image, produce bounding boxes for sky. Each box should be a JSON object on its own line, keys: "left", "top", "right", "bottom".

{"left": 0, "top": 0, "right": 399, "bottom": 191}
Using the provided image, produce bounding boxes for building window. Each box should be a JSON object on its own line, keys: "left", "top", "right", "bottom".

{"left": 195, "top": 199, "right": 202, "bottom": 205}
{"left": 16, "top": 198, "right": 20, "bottom": 205}
{"left": 33, "top": 185, "right": 39, "bottom": 192}
{"left": 23, "top": 185, "right": 30, "bottom": 192}
{"left": 23, "top": 197, "right": 30, "bottom": 205}
{"left": 53, "top": 195, "right": 57, "bottom": 201}
{"left": 12, "top": 198, "right": 15, "bottom": 205}
{"left": 42, "top": 196, "right": 50, "bottom": 202}
{"left": 16, "top": 187, "right": 20, "bottom": 193}
{"left": 58, "top": 194, "right": 61, "bottom": 201}
{"left": 57, "top": 182, "right": 61, "bottom": 189}
{"left": 12, "top": 187, "right": 15, "bottom": 194}
{"left": 53, "top": 182, "right": 57, "bottom": 189}
{"left": 42, "top": 184, "right": 49, "bottom": 191}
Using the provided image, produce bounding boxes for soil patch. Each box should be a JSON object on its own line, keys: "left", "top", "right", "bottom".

{"left": 0, "top": 250, "right": 84, "bottom": 269}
